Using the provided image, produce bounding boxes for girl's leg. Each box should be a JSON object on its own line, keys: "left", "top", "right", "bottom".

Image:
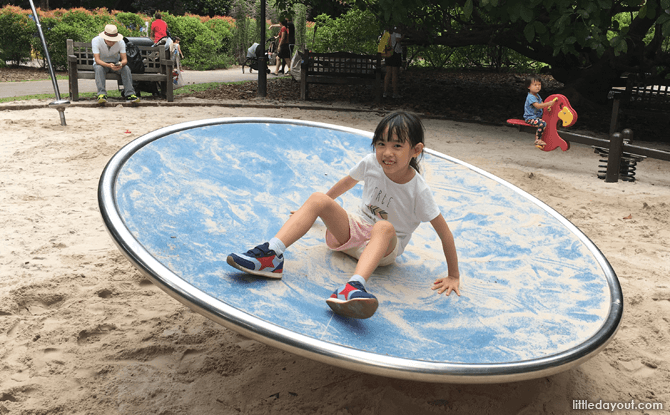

{"left": 275, "top": 192, "right": 350, "bottom": 249}
{"left": 353, "top": 221, "right": 397, "bottom": 281}
{"left": 526, "top": 118, "right": 547, "bottom": 144}
{"left": 384, "top": 69, "right": 391, "bottom": 95}
{"left": 325, "top": 221, "right": 395, "bottom": 319}
{"left": 227, "top": 192, "right": 349, "bottom": 278}
{"left": 391, "top": 67, "right": 399, "bottom": 96}
{"left": 535, "top": 119, "right": 547, "bottom": 142}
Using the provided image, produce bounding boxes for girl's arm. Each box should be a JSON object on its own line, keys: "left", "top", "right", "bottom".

{"left": 429, "top": 213, "right": 461, "bottom": 296}
{"left": 532, "top": 98, "right": 556, "bottom": 109}
{"left": 326, "top": 175, "right": 359, "bottom": 199}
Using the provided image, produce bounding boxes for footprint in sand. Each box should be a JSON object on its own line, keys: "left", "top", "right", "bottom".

{"left": 76, "top": 323, "right": 117, "bottom": 345}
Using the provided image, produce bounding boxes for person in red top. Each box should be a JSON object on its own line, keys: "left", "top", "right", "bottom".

{"left": 273, "top": 20, "right": 291, "bottom": 75}
{"left": 150, "top": 12, "right": 168, "bottom": 45}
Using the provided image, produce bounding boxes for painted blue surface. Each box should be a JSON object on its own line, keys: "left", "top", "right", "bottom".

{"left": 114, "top": 122, "right": 611, "bottom": 365}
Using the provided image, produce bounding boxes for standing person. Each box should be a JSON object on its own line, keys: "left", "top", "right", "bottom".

{"left": 287, "top": 17, "right": 296, "bottom": 56}
{"left": 383, "top": 26, "right": 403, "bottom": 99}
{"left": 170, "top": 37, "right": 184, "bottom": 67}
{"left": 91, "top": 24, "right": 139, "bottom": 104}
{"left": 523, "top": 74, "right": 556, "bottom": 148}
{"left": 227, "top": 111, "right": 460, "bottom": 319}
{"left": 273, "top": 20, "right": 291, "bottom": 75}
{"left": 150, "top": 12, "right": 168, "bottom": 46}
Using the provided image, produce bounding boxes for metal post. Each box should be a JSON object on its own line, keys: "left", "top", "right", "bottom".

{"left": 605, "top": 132, "right": 624, "bottom": 183}
{"left": 257, "top": 0, "right": 267, "bottom": 97}
{"left": 28, "top": 0, "right": 70, "bottom": 126}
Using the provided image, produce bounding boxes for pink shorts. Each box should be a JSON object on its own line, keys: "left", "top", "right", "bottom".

{"left": 325, "top": 214, "right": 399, "bottom": 267}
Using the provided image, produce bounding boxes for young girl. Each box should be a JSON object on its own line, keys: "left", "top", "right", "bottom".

{"left": 227, "top": 111, "right": 460, "bottom": 319}
{"left": 524, "top": 75, "right": 555, "bottom": 148}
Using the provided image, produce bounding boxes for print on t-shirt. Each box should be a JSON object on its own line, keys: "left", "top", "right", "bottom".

{"left": 366, "top": 186, "right": 394, "bottom": 220}
{"left": 366, "top": 204, "right": 388, "bottom": 220}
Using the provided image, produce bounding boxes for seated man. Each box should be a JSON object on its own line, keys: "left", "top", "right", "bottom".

{"left": 92, "top": 24, "right": 139, "bottom": 104}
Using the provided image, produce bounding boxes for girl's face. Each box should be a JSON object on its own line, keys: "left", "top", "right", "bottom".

{"left": 528, "top": 80, "right": 542, "bottom": 95}
{"left": 375, "top": 128, "right": 424, "bottom": 183}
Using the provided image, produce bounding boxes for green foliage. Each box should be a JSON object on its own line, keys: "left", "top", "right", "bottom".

{"left": 206, "top": 18, "right": 234, "bottom": 56}
{"left": 231, "top": 0, "right": 254, "bottom": 63}
{"left": 310, "top": 8, "right": 378, "bottom": 54}
{"left": 277, "top": 0, "right": 668, "bottom": 78}
{"left": 293, "top": 3, "right": 307, "bottom": 51}
{"left": 0, "top": 8, "right": 34, "bottom": 64}
{"left": 181, "top": 0, "right": 234, "bottom": 17}
{"left": 32, "top": 17, "right": 90, "bottom": 69}
{"left": 163, "top": 14, "right": 234, "bottom": 69}
{"left": 115, "top": 12, "right": 145, "bottom": 34}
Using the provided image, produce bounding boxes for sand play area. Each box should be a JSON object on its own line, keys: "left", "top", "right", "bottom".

{"left": 1, "top": 100, "right": 669, "bottom": 414}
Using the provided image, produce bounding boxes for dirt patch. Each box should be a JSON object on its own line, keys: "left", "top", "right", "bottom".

{"left": 2, "top": 65, "right": 666, "bottom": 141}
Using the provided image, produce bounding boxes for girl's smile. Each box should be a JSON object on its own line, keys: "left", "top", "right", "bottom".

{"left": 375, "top": 131, "right": 423, "bottom": 184}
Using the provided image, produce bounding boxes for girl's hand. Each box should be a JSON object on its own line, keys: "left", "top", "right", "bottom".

{"left": 432, "top": 276, "right": 460, "bottom": 296}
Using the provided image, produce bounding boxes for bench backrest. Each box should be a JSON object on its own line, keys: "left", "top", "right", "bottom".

{"left": 303, "top": 51, "right": 380, "bottom": 78}
{"left": 622, "top": 75, "right": 670, "bottom": 113}
{"left": 67, "top": 39, "right": 167, "bottom": 73}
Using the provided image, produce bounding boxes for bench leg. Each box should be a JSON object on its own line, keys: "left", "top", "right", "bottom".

{"left": 165, "top": 79, "right": 174, "bottom": 102}
{"left": 68, "top": 67, "right": 79, "bottom": 101}
{"left": 300, "top": 72, "right": 307, "bottom": 100}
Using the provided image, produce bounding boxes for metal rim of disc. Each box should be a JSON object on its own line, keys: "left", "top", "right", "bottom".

{"left": 98, "top": 117, "right": 623, "bottom": 383}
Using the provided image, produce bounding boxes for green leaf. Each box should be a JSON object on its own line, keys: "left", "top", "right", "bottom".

{"left": 662, "top": 0, "right": 670, "bottom": 9}
{"left": 663, "top": 20, "right": 670, "bottom": 37}
{"left": 657, "top": 14, "right": 670, "bottom": 25}
{"left": 534, "top": 21, "right": 547, "bottom": 34}
{"left": 520, "top": 6, "right": 534, "bottom": 22}
{"left": 507, "top": 0, "right": 520, "bottom": 22}
{"left": 464, "top": 0, "right": 474, "bottom": 20}
{"left": 597, "top": 0, "right": 613, "bottom": 9}
{"left": 524, "top": 23, "right": 535, "bottom": 43}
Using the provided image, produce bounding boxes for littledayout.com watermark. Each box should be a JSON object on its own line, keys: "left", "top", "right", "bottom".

{"left": 573, "top": 399, "right": 664, "bottom": 411}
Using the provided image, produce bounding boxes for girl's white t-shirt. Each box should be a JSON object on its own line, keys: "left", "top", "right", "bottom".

{"left": 349, "top": 153, "right": 441, "bottom": 255}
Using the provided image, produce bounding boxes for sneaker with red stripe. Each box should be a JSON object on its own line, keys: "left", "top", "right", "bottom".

{"left": 226, "top": 242, "right": 283, "bottom": 278}
{"left": 326, "top": 281, "right": 378, "bottom": 319}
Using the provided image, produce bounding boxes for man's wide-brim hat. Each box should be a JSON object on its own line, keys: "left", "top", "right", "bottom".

{"left": 100, "top": 24, "right": 122, "bottom": 42}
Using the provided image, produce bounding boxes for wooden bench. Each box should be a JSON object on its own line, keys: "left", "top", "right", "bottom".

{"left": 66, "top": 39, "right": 174, "bottom": 102}
{"left": 603, "top": 74, "right": 670, "bottom": 181}
{"left": 608, "top": 73, "right": 670, "bottom": 137}
{"left": 300, "top": 51, "right": 382, "bottom": 102}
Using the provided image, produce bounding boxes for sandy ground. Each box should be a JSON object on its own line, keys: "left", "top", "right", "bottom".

{"left": 1, "top": 100, "right": 669, "bottom": 415}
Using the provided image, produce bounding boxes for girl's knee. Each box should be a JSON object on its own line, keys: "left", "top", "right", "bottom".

{"left": 371, "top": 220, "right": 395, "bottom": 238}
{"left": 305, "top": 192, "right": 336, "bottom": 210}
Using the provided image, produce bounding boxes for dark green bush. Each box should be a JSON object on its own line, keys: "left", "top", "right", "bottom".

{"left": 115, "top": 12, "right": 146, "bottom": 35}
{"left": 206, "top": 18, "right": 234, "bottom": 56}
{"left": 161, "top": 14, "right": 233, "bottom": 69}
{"left": 0, "top": 8, "right": 35, "bottom": 64}
{"left": 30, "top": 18, "right": 88, "bottom": 69}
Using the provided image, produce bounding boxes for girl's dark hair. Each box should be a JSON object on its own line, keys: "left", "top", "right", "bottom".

{"left": 372, "top": 111, "right": 425, "bottom": 173}
{"left": 524, "top": 74, "right": 542, "bottom": 88}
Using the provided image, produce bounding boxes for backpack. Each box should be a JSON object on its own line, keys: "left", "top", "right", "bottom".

{"left": 378, "top": 31, "right": 392, "bottom": 58}
{"left": 123, "top": 37, "right": 145, "bottom": 74}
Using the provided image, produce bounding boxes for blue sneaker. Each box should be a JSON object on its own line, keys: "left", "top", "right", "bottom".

{"left": 226, "top": 242, "right": 284, "bottom": 278}
{"left": 326, "top": 281, "right": 378, "bottom": 319}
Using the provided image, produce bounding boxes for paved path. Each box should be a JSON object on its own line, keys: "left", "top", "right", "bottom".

{"left": 0, "top": 66, "right": 278, "bottom": 99}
